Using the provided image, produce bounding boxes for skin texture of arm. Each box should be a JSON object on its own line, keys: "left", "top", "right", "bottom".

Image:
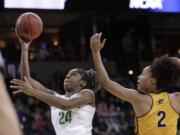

{"left": 31, "top": 88, "right": 95, "bottom": 110}
{"left": 11, "top": 78, "right": 95, "bottom": 110}
{"left": 0, "top": 73, "right": 22, "bottom": 135}
{"left": 17, "top": 35, "right": 54, "bottom": 95}
{"left": 169, "top": 92, "right": 180, "bottom": 114}
{"left": 90, "top": 33, "right": 152, "bottom": 117}
{"left": 90, "top": 33, "right": 147, "bottom": 103}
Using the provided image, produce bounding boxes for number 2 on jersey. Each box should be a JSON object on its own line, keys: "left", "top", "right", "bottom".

{"left": 157, "top": 111, "right": 166, "bottom": 127}
{"left": 59, "top": 111, "right": 72, "bottom": 124}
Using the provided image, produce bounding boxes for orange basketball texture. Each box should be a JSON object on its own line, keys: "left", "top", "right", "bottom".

{"left": 16, "top": 12, "right": 43, "bottom": 42}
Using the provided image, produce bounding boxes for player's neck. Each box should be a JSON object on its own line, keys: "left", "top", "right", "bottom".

{"left": 148, "top": 86, "right": 161, "bottom": 94}
{"left": 65, "top": 88, "right": 81, "bottom": 97}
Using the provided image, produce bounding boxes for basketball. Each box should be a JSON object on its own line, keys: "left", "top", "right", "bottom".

{"left": 15, "top": 12, "right": 43, "bottom": 42}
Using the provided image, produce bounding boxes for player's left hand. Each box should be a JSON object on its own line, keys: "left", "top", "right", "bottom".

{"left": 10, "top": 77, "right": 34, "bottom": 96}
{"left": 15, "top": 27, "right": 32, "bottom": 49}
{"left": 90, "top": 33, "right": 106, "bottom": 53}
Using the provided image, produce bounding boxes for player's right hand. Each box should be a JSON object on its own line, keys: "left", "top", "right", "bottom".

{"left": 90, "top": 33, "right": 106, "bottom": 53}
{"left": 15, "top": 28, "right": 32, "bottom": 49}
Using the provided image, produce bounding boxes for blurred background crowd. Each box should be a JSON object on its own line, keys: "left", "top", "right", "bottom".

{"left": 0, "top": 0, "right": 180, "bottom": 135}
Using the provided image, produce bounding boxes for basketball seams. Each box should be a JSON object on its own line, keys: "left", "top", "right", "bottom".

{"left": 15, "top": 12, "right": 43, "bottom": 41}
{"left": 22, "top": 14, "right": 30, "bottom": 40}
{"left": 34, "top": 14, "right": 43, "bottom": 38}
{"left": 27, "top": 14, "right": 33, "bottom": 40}
{"left": 31, "top": 14, "right": 42, "bottom": 38}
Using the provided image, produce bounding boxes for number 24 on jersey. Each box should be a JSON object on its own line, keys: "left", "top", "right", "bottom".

{"left": 59, "top": 111, "right": 72, "bottom": 124}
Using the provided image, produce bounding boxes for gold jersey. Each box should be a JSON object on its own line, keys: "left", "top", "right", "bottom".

{"left": 135, "top": 92, "right": 179, "bottom": 135}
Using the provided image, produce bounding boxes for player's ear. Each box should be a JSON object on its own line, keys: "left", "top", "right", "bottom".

{"left": 80, "top": 80, "right": 87, "bottom": 88}
{"left": 149, "top": 77, "right": 157, "bottom": 86}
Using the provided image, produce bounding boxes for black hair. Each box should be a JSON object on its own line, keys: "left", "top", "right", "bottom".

{"left": 150, "top": 56, "right": 180, "bottom": 92}
{"left": 76, "top": 68, "right": 100, "bottom": 92}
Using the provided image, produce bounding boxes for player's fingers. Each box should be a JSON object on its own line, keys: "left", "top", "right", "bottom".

{"left": 24, "top": 76, "right": 28, "bottom": 81}
{"left": 102, "top": 38, "right": 106, "bottom": 45}
{"left": 24, "top": 41, "right": 32, "bottom": 46}
{"left": 92, "top": 33, "right": 96, "bottom": 43}
{"left": 15, "top": 31, "right": 23, "bottom": 42}
{"left": 13, "top": 90, "right": 22, "bottom": 95}
{"left": 12, "top": 79, "right": 24, "bottom": 82}
{"left": 10, "top": 85, "right": 22, "bottom": 90}
{"left": 97, "top": 32, "right": 102, "bottom": 43}
{"left": 95, "top": 33, "right": 99, "bottom": 42}
{"left": 11, "top": 79, "right": 24, "bottom": 84}
{"left": 90, "top": 35, "right": 93, "bottom": 44}
{"left": 10, "top": 81, "right": 21, "bottom": 86}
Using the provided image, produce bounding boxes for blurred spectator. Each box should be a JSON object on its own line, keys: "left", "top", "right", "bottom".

{"left": 32, "top": 109, "right": 46, "bottom": 134}
{"left": 96, "top": 100, "right": 109, "bottom": 117}
{"left": 36, "top": 42, "right": 49, "bottom": 61}
{"left": 93, "top": 116, "right": 113, "bottom": 135}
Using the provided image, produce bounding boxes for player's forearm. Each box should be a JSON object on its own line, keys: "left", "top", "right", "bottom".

{"left": 20, "top": 48, "right": 24, "bottom": 80}
{"left": 92, "top": 51, "right": 110, "bottom": 85}
{"left": 21, "top": 48, "right": 31, "bottom": 79}
{"left": 31, "top": 89, "right": 69, "bottom": 110}
{"left": 21, "top": 48, "right": 53, "bottom": 94}
{"left": 30, "top": 79, "right": 55, "bottom": 95}
{"left": 0, "top": 73, "right": 22, "bottom": 135}
{"left": 0, "top": 105, "right": 22, "bottom": 135}
{"left": 39, "top": 89, "right": 54, "bottom": 95}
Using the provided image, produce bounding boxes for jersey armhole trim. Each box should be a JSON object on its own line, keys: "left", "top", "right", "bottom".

{"left": 135, "top": 117, "right": 139, "bottom": 135}
{"left": 167, "top": 94, "right": 179, "bottom": 115}
{"left": 136, "top": 94, "right": 153, "bottom": 119}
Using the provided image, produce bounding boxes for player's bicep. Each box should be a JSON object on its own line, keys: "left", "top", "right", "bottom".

{"left": 104, "top": 80, "right": 143, "bottom": 103}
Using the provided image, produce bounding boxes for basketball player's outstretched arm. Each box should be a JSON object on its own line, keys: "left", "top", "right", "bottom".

{"left": 0, "top": 73, "right": 22, "bottom": 135}
{"left": 10, "top": 77, "right": 94, "bottom": 110}
{"left": 90, "top": 33, "right": 146, "bottom": 104}
{"left": 16, "top": 33, "right": 54, "bottom": 95}
{"left": 170, "top": 76, "right": 180, "bottom": 113}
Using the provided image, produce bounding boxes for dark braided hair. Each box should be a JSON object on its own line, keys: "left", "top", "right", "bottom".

{"left": 76, "top": 68, "right": 100, "bottom": 92}
{"left": 150, "top": 56, "right": 180, "bottom": 92}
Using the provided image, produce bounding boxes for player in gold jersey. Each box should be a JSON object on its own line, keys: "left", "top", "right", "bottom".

{"left": 90, "top": 33, "right": 180, "bottom": 135}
